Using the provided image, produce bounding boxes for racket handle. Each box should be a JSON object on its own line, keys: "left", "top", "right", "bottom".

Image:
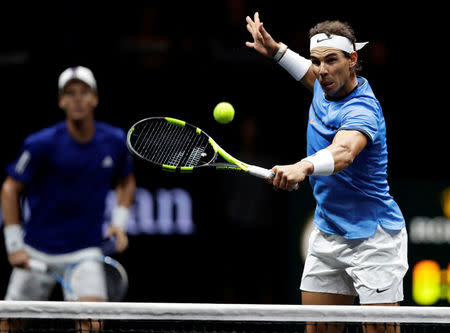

{"left": 28, "top": 259, "right": 48, "bottom": 273}
{"left": 248, "top": 165, "right": 298, "bottom": 191}
{"left": 247, "top": 165, "right": 274, "bottom": 179}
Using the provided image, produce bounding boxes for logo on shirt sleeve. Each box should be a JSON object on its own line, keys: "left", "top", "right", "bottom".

{"left": 15, "top": 150, "right": 31, "bottom": 174}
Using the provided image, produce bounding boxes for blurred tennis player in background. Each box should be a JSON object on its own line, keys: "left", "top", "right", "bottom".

{"left": 246, "top": 13, "right": 407, "bottom": 333}
{"left": 1, "top": 66, "right": 135, "bottom": 330}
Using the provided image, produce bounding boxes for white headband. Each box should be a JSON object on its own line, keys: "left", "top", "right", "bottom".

{"left": 310, "top": 33, "right": 368, "bottom": 53}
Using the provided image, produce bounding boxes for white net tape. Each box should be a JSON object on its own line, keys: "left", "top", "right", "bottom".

{"left": 1, "top": 301, "right": 450, "bottom": 323}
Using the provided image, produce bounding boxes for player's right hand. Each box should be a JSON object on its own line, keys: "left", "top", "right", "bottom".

{"left": 245, "top": 12, "right": 278, "bottom": 58}
{"left": 269, "top": 161, "right": 311, "bottom": 191}
{"left": 8, "top": 249, "right": 30, "bottom": 269}
{"left": 105, "top": 225, "right": 129, "bottom": 253}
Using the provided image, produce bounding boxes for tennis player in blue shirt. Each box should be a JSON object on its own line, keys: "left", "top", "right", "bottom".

{"left": 246, "top": 13, "right": 407, "bottom": 333}
{"left": 1, "top": 66, "right": 136, "bottom": 306}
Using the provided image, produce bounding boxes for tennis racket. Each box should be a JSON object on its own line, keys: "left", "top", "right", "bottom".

{"left": 28, "top": 256, "right": 128, "bottom": 302}
{"left": 127, "top": 117, "right": 297, "bottom": 189}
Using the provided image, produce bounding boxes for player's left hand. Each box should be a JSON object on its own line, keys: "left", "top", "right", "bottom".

{"left": 245, "top": 12, "right": 278, "bottom": 58}
{"left": 8, "top": 249, "right": 30, "bottom": 269}
{"left": 105, "top": 225, "right": 129, "bottom": 253}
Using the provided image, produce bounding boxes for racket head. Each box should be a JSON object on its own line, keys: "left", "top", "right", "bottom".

{"left": 30, "top": 257, "right": 128, "bottom": 301}
{"left": 127, "top": 117, "right": 217, "bottom": 172}
{"left": 102, "top": 256, "right": 129, "bottom": 302}
{"left": 29, "top": 259, "right": 79, "bottom": 301}
{"left": 66, "top": 256, "right": 128, "bottom": 302}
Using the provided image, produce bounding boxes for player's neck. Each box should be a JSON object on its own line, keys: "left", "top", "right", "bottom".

{"left": 66, "top": 117, "right": 95, "bottom": 143}
{"left": 326, "top": 75, "right": 358, "bottom": 101}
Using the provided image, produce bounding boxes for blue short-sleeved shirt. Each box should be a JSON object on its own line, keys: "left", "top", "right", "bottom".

{"left": 6, "top": 121, "right": 134, "bottom": 254}
{"left": 307, "top": 77, "right": 404, "bottom": 239}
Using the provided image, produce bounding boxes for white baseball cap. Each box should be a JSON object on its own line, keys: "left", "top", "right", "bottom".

{"left": 58, "top": 66, "right": 97, "bottom": 92}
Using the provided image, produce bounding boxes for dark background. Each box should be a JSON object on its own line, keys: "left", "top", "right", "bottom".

{"left": 0, "top": 1, "right": 448, "bottom": 306}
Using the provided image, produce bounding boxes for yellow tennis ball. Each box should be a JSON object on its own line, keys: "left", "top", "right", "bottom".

{"left": 213, "top": 102, "right": 235, "bottom": 124}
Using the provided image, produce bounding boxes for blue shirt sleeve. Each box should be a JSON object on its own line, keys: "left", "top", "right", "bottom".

{"left": 6, "top": 136, "right": 48, "bottom": 185}
{"left": 339, "top": 99, "right": 380, "bottom": 142}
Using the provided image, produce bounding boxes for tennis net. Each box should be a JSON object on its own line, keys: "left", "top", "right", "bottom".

{"left": 1, "top": 301, "right": 450, "bottom": 332}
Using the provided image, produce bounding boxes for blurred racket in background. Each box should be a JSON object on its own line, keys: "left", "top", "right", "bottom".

{"left": 29, "top": 256, "right": 128, "bottom": 301}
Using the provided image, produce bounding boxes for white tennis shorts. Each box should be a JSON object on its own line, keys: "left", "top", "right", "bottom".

{"left": 300, "top": 225, "right": 408, "bottom": 304}
{"left": 4, "top": 246, "right": 107, "bottom": 301}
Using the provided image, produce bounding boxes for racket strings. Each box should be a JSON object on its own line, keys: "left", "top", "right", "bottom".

{"left": 104, "top": 263, "right": 127, "bottom": 302}
{"left": 136, "top": 121, "right": 160, "bottom": 159}
{"left": 137, "top": 120, "right": 170, "bottom": 162}
{"left": 135, "top": 122, "right": 151, "bottom": 153}
{"left": 171, "top": 126, "right": 202, "bottom": 166}
{"left": 167, "top": 123, "right": 209, "bottom": 166}
{"left": 154, "top": 122, "right": 188, "bottom": 165}
{"left": 183, "top": 133, "right": 208, "bottom": 166}
{"left": 132, "top": 120, "right": 210, "bottom": 167}
{"left": 164, "top": 124, "right": 208, "bottom": 167}
{"left": 163, "top": 124, "right": 190, "bottom": 165}
{"left": 147, "top": 121, "right": 166, "bottom": 159}
{"left": 150, "top": 121, "right": 174, "bottom": 162}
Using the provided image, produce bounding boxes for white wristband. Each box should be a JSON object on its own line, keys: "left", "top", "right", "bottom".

{"left": 3, "top": 224, "right": 25, "bottom": 254}
{"left": 302, "top": 149, "right": 335, "bottom": 176}
{"left": 273, "top": 42, "right": 288, "bottom": 62}
{"left": 278, "top": 49, "right": 312, "bottom": 81}
{"left": 111, "top": 206, "right": 130, "bottom": 230}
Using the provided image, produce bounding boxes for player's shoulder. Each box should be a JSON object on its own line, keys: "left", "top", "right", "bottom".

{"left": 353, "top": 77, "right": 378, "bottom": 102}
{"left": 346, "top": 78, "right": 381, "bottom": 110}
{"left": 23, "top": 122, "right": 66, "bottom": 146}
{"left": 95, "top": 121, "right": 127, "bottom": 141}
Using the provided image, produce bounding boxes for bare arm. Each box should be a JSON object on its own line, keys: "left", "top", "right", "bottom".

{"left": 1, "top": 177, "right": 24, "bottom": 226}
{"left": 105, "top": 173, "right": 136, "bottom": 253}
{"left": 1, "top": 177, "right": 29, "bottom": 268}
{"left": 299, "top": 67, "right": 317, "bottom": 92}
{"left": 327, "top": 130, "right": 368, "bottom": 173}
{"left": 245, "top": 12, "right": 316, "bottom": 92}
{"left": 270, "top": 130, "right": 368, "bottom": 190}
{"left": 115, "top": 173, "right": 136, "bottom": 208}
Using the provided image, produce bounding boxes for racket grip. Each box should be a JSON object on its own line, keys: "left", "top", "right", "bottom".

{"left": 248, "top": 165, "right": 299, "bottom": 191}
{"left": 247, "top": 165, "right": 274, "bottom": 179}
{"left": 28, "top": 259, "right": 48, "bottom": 273}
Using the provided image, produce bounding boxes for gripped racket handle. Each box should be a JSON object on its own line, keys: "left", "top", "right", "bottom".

{"left": 28, "top": 258, "right": 76, "bottom": 296}
{"left": 28, "top": 259, "right": 48, "bottom": 273}
{"left": 247, "top": 165, "right": 274, "bottom": 179}
{"left": 247, "top": 165, "right": 299, "bottom": 191}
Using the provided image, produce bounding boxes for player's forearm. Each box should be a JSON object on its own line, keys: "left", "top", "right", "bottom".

{"left": 274, "top": 43, "right": 314, "bottom": 91}
{"left": 301, "top": 145, "right": 357, "bottom": 177}
{"left": 328, "top": 130, "right": 368, "bottom": 173}
{"left": 1, "top": 178, "right": 26, "bottom": 255}
{"left": 327, "top": 144, "right": 356, "bottom": 173}
{"left": 300, "top": 67, "right": 317, "bottom": 92}
{"left": 1, "top": 178, "right": 23, "bottom": 226}
{"left": 115, "top": 173, "right": 136, "bottom": 208}
{"left": 110, "top": 174, "right": 135, "bottom": 230}
{"left": 302, "top": 143, "right": 360, "bottom": 176}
